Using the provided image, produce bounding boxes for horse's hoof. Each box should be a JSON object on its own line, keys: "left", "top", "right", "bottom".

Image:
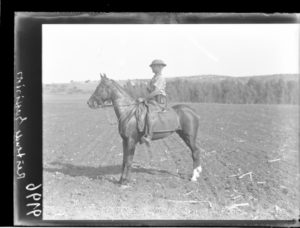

{"left": 190, "top": 177, "right": 198, "bottom": 182}
{"left": 190, "top": 166, "right": 202, "bottom": 182}
{"left": 120, "top": 184, "right": 132, "bottom": 189}
{"left": 118, "top": 179, "right": 131, "bottom": 189}
{"left": 118, "top": 178, "right": 129, "bottom": 185}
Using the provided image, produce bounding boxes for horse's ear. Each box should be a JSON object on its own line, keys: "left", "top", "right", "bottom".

{"left": 103, "top": 73, "right": 107, "bottom": 78}
{"left": 100, "top": 73, "right": 106, "bottom": 81}
{"left": 100, "top": 73, "right": 103, "bottom": 79}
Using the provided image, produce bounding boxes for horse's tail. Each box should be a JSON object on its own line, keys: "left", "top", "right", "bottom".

{"left": 172, "top": 104, "right": 201, "bottom": 120}
{"left": 187, "top": 106, "right": 201, "bottom": 120}
{"left": 193, "top": 111, "right": 201, "bottom": 119}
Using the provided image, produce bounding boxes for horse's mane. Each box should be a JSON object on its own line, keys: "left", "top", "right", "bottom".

{"left": 107, "top": 78, "right": 163, "bottom": 134}
{"left": 108, "top": 79, "right": 133, "bottom": 99}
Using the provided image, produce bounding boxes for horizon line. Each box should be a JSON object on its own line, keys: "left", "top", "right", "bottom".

{"left": 43, "top": 73, "right": 299, "bottom": 84}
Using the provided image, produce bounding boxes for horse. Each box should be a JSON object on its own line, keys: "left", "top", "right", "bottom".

{"left": 87, "top": 74, "right": 202, "bottom": 185}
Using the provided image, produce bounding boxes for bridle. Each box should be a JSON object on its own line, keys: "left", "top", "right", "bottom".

{"left": 92, "top": 85, "right": 138, "bottom": 108}
{"left": 92, "top": 93, "right": 137, "bottom": 108}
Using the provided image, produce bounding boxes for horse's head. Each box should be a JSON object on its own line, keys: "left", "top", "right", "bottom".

{"left": 87, "top": 73, "right": 112, "bottom": 109}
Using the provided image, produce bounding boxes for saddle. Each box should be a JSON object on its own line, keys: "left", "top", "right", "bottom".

{"left": 135, "top": 98, "right": 181, "bottom": 133}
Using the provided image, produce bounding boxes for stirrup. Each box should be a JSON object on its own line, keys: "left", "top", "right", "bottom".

{"left": 141, "top": 135, "right": 151, "bottom": 146}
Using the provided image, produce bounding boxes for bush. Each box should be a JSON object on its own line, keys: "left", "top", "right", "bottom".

{"left": 123, "top": 77, "right": 299, "bottom": 104}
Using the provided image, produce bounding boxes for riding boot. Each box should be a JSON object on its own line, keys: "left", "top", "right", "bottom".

{"left": 142, "top": 113, "right": 152, "bottom": 146}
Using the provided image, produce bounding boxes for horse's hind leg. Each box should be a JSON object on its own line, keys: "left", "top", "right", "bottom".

{"left": 177, "top": 130, "right": 202, "bottom": 182}
{"left": 190, "top": 141, "right": 202, "bottom": 182}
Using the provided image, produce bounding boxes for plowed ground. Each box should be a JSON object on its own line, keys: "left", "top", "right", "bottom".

{"left": 43, "top": 94, "right": 299, "bottom": 220}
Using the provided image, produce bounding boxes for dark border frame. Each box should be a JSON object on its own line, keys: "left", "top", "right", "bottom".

{"left": 14, "top": 12, "right": 300, "bottom": 226}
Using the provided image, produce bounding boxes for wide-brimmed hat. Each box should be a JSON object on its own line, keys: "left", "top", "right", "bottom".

{"left": 149, "top": 59, "right": 167, "bottom": 67}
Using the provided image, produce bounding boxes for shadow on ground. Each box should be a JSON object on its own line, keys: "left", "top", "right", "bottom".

{"left": 44, "top": 161, "right": 182, "bottom": 183}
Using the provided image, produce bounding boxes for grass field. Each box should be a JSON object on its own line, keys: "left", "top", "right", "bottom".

{"left": 43, "top": 94, "right": 299, "bottom": 220}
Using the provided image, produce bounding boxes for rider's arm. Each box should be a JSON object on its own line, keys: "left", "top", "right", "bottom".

{"left": 147, "top": 76, "right": 166, "bottom": 98}
{"left": 153, "top": 76, "right": 166, "bottom": 91}
{"left": 147, "top": 89, "right": 160, "bottom": 98}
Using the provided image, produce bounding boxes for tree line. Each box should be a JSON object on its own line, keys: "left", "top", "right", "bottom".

{"left": 123, "top": 77, "right": 299, "bottom": 104}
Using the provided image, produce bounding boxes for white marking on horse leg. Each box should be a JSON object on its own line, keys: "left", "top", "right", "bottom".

{"left": 120, "top": 184, "right": 132, "bottom": 189}
{"left": 191, "top": 165, "right": 202, "bottom": 182}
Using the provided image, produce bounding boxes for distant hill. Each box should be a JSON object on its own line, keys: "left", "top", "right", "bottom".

{"left": 167, "top": 74, "right": 299, "bottom": 83}
{"left": 43, "top": 74, "right": 299, "bottom": 104}
{"left": 43, "top": 74, "right": 298, "bottom": 94}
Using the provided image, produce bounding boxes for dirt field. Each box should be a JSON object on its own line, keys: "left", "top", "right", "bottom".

{"left": 43, "top": 94, "right": 299, "bottom": 220}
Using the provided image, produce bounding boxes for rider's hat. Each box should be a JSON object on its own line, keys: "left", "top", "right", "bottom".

{"left": 149, "top": 59, "right": 167, "bottom": 67}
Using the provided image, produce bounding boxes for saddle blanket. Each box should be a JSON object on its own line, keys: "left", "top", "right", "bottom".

{"left": 135, "top": 98, "right": 180, "bottom": 133}
{"left": 150, "top": 109, "right": 181, "bottom": 133}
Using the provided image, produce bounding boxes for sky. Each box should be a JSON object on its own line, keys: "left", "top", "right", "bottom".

{"left": 43, "top": 24, "right": 299, "bottom": 83}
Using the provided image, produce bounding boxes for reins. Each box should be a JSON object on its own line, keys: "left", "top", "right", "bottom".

{"left": 101, "top": 101, "right": 139, "bottom": 125}
{"left": 92, "top": 78, "right": 150, "bottom": 126}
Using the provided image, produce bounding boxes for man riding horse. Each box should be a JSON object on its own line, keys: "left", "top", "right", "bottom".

{"left": 87, "top": 69, "right": 202, "bottom": 184}
{"left": 141, "top": 59, "right": 167, "bottom": 144}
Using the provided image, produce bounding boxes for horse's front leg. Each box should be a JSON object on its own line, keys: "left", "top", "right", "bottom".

{"left": 119, "top": 137, "right": 136, "bottom": 185}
